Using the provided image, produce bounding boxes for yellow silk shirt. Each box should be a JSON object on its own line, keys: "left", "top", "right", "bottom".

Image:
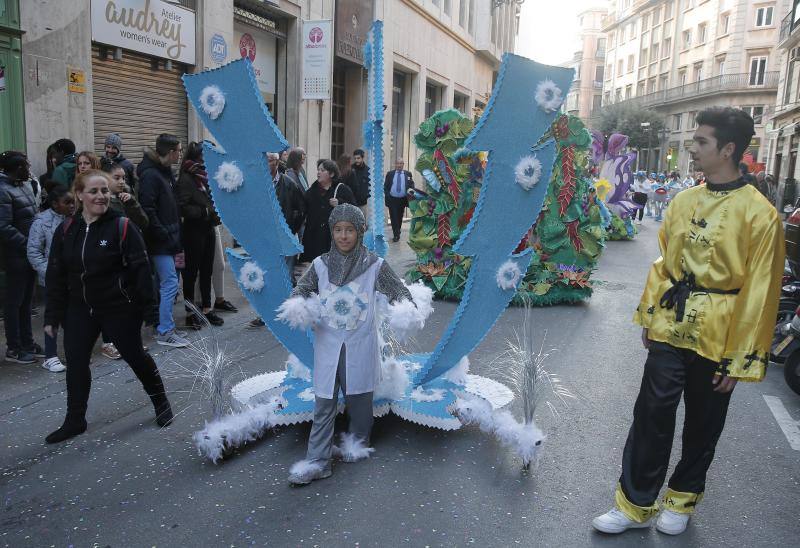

{"left": 634, "top": 181, "right": 785, "bottom": 381}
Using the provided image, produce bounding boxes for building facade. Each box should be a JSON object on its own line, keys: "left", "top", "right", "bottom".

{"left": 600, "top": 0, "right": 784, "bottom": 174}
{"left": 564, "top": 7, "right": 608, "bottom": 123}
{"left": 10, "top": 0, "right": 517, "bottom": 178}
{"left": 766, "top": 0, "right": 800, "bottom": 208}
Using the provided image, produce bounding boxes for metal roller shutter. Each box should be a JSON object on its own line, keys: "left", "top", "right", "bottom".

{"left": 91, "top": 45, "right": 189, "bottom": 167}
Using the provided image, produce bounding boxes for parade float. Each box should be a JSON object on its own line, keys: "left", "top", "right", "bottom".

{"left": 589, "top": 131, "right": 640, "bottom": 240}
{"left": 406, "top": 111, "right": 606, "bottom": 306}
{"left": 181, "top": 24, "right": 576, "bottom": 469}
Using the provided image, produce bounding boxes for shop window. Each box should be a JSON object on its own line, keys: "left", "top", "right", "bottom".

{"left": 454, "top": 93, "right": 469, "bottom": 114}
{"left": 331, "top": 68, "right": 346, "bottom": 161}
{"left": 391, "top": 71, "right": 408, "bottom": 160}
{"left": 425, "top": 83, "right": 442, "bottom": 119}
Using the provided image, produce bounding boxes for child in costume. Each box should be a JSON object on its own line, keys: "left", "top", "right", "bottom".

{"left": 592, "top": 107, "right": 784, "bottom": 536}
{"left": 279, "top": 204, "right": 416, "bottom": 486}
{"left": 651, "top": 176, "right": 668, "bottom": 221}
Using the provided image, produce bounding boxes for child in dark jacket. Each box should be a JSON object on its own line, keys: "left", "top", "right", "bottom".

{"left": 26, "top": 186, "right": 76, "bottom": 372}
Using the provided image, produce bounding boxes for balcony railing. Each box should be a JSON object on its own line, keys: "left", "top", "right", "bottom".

{"left": 780, "top": 10, "right": 795, "bottom": 44}
{"left": 607, "top": 72, "right": 779, "bottom": 109}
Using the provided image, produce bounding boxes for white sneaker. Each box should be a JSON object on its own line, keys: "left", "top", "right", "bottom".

{"left": 592, "top": 508, "right": 652, "bottom": 534}
{"left": 656, "top": 510, "right": 689, "bottom": 535}
{"left": 155, "top": 330, "right": 190, "bottom": 348}
{"left": 42, "top": 357, "right": 66, "bottom": 373}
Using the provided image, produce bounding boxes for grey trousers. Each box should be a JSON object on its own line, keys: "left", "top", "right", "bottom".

{"left": 306, "top": 345, "right": 374, "bottom": 464}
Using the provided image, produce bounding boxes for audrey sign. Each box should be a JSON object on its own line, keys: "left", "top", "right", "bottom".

{"left": 90, "top": 0, "right": 196, "bottom": 64}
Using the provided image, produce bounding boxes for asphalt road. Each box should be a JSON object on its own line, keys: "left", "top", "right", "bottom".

{"left": 1, "top": 217, "right": 798, "bottom": 547}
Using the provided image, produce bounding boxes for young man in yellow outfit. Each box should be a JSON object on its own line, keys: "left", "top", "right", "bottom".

{"left": 592, "top": 107, "right": 785, "bottom": 535}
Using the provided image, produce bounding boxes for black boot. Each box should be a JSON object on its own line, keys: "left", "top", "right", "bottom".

{"left": 140, "top": 354, "right": 174, "bottom": 427}
{"left": 45, "top": 416, "right": 87, "bottom": 444}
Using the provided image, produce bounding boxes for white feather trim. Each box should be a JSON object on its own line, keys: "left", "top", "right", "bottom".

{"left": 410, "top": 386, "right": 446, "bottom": 402}
{"left": 514, "top": 155, "right": 543, "bottom": 190}
{"left": 534, "top": 79, "right": 563, "bottom": 112}
{"left": 289, "top": 459, "right": 324, "bottom": 476}
{"left": 276, "top": 295, "right": 322, "bottom": 329}
{"left": 374, "top": 357, "right": 411, "bottom": 401}
{"left": 199, "top": 85, "right": 225, "bottom": 119}
{"left": 239, "top": 261, "right": 265, "bottom": 292}
{"left": 332, "top": 432, "right": 375, "bottom": 461}
{"left": 496, "top": 260, "right": 523, "bottom": 291}
{"left": 286, "top": 354, "right": 311, "bottom": 381}
{"left": 387, "top": 282, "right": 434, "bottom": 341}
{"left": 193, "top": 401, "right": 280, "bottom": 463}
{"left": 215, "top": 161, "right": 244, "bottom": 192}
{"left": 453, "top": 396, "right": 545, "bottom": 466}
{"left": 443, "top": 356, "right": 470, "bottom": 386}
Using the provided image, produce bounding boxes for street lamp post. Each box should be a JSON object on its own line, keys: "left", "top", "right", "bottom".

{"left": 658, "top": 128, "right": 670, "bottom": 172}
{"left": 641, "top": 122, "right": 652, "bottom": 172}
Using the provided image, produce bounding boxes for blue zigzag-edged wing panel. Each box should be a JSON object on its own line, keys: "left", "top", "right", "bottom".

{"left": 183, "top": 59, "right": 314, "bottom": 367}
{"left": 416, "top": 54, "right": 573, "bottom": 385}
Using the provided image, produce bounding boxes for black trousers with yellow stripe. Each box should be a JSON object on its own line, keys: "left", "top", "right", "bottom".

{"left": 616, "top": 341, "right": 733, "bottom": 521}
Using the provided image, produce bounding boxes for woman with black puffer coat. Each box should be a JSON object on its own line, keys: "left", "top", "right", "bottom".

{"left": 176, "top": 142, "right": 224, "bottom": 330}
{"left": 44, "top": 169, "right": 173, "bottom": 444}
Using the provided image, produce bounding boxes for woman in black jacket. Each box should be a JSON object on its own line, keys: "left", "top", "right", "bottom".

{"left": 176, "top": 142, "right": 223, "bottom": 329}
{"left": 300, "top": 159, "right": 355, "bottom": 262}
{"left": 44, "top": 170, "right": 173, "bottom": 444}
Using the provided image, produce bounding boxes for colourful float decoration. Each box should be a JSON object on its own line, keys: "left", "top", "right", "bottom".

{"left": 590, "top": 131, "right": 640, "bottom": 241}
{"left": 406, "top": 112, "right": 605, "bottom": 306}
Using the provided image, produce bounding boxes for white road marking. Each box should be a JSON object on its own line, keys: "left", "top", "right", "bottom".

{"left": 763, "top": 395, "right": 800, "bottom": 451}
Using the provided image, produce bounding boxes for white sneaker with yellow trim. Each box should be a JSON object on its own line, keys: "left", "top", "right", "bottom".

{"left": 655, "top": 509, "right": 689, "bottom": 535}
{"left": 592, "top": 508, "right": 652, "bottom": 534}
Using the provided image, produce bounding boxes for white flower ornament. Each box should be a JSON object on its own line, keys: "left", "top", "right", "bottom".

{"left": 515, "top": 155, "right": 543, "bottom": 190}
{"left": 534, "top": 79, "right": 563, "bottom": 113}
{"left": 239, "top": 261, "right": 265, "bottom": 292}
{"left": 496, "top": 260, "right": 523, "bottom": 291}
{"left": 319, "top": 282, "right": 369, "bottom": 330}
{"left": 199, "top": 85, "right": 225, "bottom": 119}
{"left": 215, "top": 162, "right": 244, "bottom": 192}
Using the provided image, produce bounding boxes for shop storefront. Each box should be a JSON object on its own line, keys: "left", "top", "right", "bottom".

{"left": 89, "top": 0, "right": 196, "bottom": 164}
{"left": 332, "top": 0, "right": 372, "bottom": 160}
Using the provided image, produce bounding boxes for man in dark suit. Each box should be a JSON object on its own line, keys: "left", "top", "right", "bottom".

{"left": 384, "top": 158, "right": 414, "bottom": 242}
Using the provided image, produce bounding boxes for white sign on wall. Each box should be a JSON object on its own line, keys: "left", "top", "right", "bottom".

{"left": 91, "top": 0, "right": 196, "bottom": 64}
{"left": 234, "top": 22, "right": 276, "bottom": 95}
{"left": 302, "top": 19, "right": 332, "bottom": 100}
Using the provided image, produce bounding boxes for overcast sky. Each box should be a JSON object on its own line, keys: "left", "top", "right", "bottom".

{"left": 516, "top": 0, "right": 605, "bottom": 66}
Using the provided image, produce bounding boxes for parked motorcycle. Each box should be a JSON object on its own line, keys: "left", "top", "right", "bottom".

{"left": 771, "top": 306, "right": 800, "bottom": 395}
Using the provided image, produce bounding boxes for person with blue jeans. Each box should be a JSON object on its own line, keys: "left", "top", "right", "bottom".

{"left": 136, "top": 134, "right": 189, "bottom": 347}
